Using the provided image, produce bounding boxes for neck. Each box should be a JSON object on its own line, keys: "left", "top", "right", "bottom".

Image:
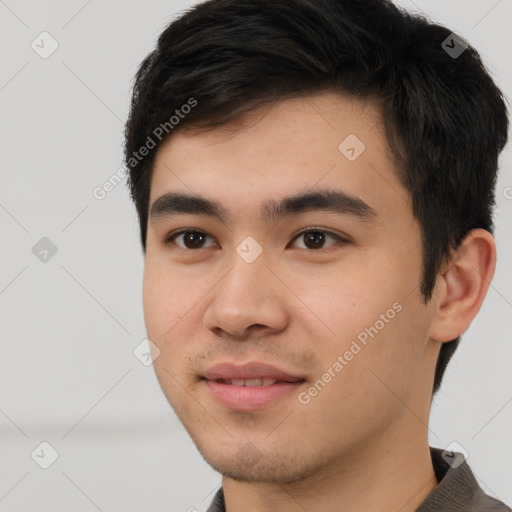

{"left": 222, "top": 424, "right": 438, "bottom": 512}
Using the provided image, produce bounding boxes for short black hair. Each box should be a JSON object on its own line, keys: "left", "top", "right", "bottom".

{"left": 124, "top": 0, "right": 509, "bottom": 394}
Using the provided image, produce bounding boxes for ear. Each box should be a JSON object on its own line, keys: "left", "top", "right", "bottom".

{"left": 428, "top": 229, "right": 496, "bottom": 343}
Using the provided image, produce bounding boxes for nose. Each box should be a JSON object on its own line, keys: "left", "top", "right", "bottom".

{"left": 203, "top": 249, "right": 289, "bottom": 341}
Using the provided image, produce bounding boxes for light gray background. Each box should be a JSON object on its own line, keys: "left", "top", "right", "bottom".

{"left": 0, "top": 1, "right": 511, "bottom": 510}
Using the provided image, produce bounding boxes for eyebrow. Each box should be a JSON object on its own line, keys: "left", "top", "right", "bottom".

{"left": 149, "top": 188, "right": 377, "bottom": 225}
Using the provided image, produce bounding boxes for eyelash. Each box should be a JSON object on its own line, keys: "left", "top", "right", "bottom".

{"left": 163, "top": 227, "right": 348, "bottom": 251}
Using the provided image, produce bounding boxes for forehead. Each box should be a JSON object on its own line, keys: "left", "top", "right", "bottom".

{"left": 149, "top": 92, "right": 408, "bottom": 226}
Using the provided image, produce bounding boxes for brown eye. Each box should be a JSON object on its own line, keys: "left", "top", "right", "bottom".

{"left": 303, "top": 231, "right": 326, "bottom": 249}
{"left": 290, "top": 229, "right": 346, "bottom": 250}
{"left": 165, "top": 230, "right": 215, "bottom": 250}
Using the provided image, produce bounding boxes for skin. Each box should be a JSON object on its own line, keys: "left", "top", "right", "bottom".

{"left": 143, "top": 92, "right": 496, "bottom": 512}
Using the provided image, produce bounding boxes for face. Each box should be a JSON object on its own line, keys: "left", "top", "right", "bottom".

{"left": 143, "top": 92, "right": 439, "bottom": 484}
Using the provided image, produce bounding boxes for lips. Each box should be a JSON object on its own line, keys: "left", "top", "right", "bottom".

{"left": 201, "top": 362, "right": 306, "bottom": 411}
{"left": 201, "top": 362, "right": 305, "bottom": 383}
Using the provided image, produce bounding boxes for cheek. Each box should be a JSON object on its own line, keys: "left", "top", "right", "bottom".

{"left": 142, "top": 258, "right": 210, "bottom": 372}
{"left": 142, "top": 259, "right": 184, "bottom": 341}
{"left": 298, "top": 259, "right": 425, "bottom": 384}
{"left": 328, "top": 292, "right": 429, "bottom": 411}
{"left": 300, "top": 298, "right": 427, "bottom": 439}
{"left": 143, "top": 265, "right": 198, "bottom": 392}
{"left": 295, "top": 262, "right": 400, "bottom": 344}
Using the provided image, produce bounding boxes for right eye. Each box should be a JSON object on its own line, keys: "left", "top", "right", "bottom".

{"left": 164, "top": 230, "right": 217, "bottom": 250}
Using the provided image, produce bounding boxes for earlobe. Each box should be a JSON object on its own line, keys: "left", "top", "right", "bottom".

{"left": 428, "top": 229, "right": 496, "bottom": 343}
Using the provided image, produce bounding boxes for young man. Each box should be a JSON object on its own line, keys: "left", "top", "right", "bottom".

{"left": 124, "top": 0, "right": 510, "bottom": 510}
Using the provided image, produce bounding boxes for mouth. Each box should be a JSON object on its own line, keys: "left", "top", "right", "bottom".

{"left": 201, "top": 378, "right": 306, "bottom": 411}
{"left": 210, "top": 377, "right": 305, "bottom": 387}
{"left": 200, "top": 362, "right": 307, "bottom": 411}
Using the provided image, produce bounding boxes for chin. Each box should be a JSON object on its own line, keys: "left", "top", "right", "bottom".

{"left": 195, "top": 443, "right": 325, "bottom": 484}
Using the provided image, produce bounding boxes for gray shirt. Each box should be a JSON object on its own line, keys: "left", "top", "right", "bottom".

{"left": 206, "top": 447, "right": 510, "bottom": 511}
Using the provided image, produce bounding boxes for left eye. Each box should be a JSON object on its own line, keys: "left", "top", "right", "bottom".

{"left": 289, "top": 229, "right": 345, "bottom": 250}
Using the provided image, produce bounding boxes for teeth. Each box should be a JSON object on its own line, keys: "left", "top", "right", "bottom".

{"left": 245, "top": 378, "right": 263, "bottom": 387}
{"left": 223, "top": 378, "right": 278, "bottom": 386}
